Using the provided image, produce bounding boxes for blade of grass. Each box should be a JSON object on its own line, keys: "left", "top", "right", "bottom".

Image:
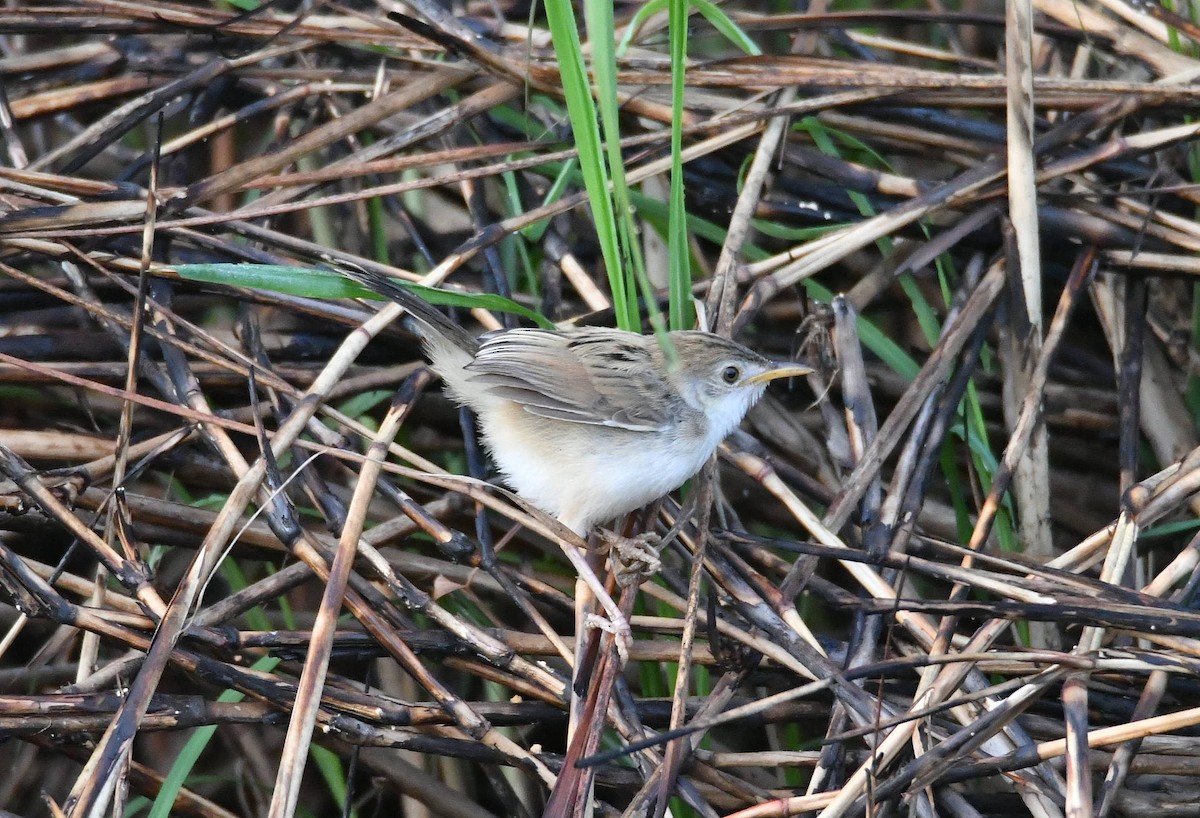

{"left": 518, "top": 157, "right": 578, "bottom": 242}
{"left": 617, "top": 0, "right": 760, "bottom": 58}
{"left": 543, "top": 0, "right": 636, "bottom": 329}
{"left": 690, "top": 0, "right": 761, "bottom": 56}
{"left": 586, "top": 0, "right": 673, "bottom": 338}
{"left": 667, "top": 0, "right": 691, "bottom": 331}
{"left": 173, "top": 263, "right": 554, "bottom": 329}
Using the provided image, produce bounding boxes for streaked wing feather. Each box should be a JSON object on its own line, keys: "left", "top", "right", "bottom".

{"left": 523, "top": 404, "right": 660, "bottom": 430}
{"left": 476, "top": 383, "right": 610, "bottom": 422}
{"left": 466, "top": 328, "right": 671, "bottom": 430}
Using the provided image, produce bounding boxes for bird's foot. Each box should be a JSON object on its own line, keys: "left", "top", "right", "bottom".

{"left": 582, "top": 612, "right": 632, "bottom": 664}
{"left": 602, "top": 531, "right": 664, "bottom": 588}
{"left": 584, "top": 612, "right": 620, "bottom": 635}
{"left": 559, "top": 542, "right": 633, "bottom": 664}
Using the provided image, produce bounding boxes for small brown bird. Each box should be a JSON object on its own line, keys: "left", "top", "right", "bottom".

{"left": 338, "top": 267, "right": 813, "bottom": 535}
{"left": 340, "top": 267, "right": 811, "bottom": 812}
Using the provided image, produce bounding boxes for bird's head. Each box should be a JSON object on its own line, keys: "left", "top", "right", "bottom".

{"left": 669, "top": 332, "right": 813, "bottom": 440}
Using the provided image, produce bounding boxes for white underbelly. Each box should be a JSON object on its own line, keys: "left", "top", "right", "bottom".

{"left": 479, "top": 402, "right": 711, "bottom": 534}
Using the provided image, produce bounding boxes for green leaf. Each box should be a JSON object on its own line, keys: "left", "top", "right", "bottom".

{"left": 173, "top": 263, "right": 554, "bottom": 329}
{"left": 587, "top": 0, "right": 664, "bottom": 336}
{"left": 543, "top": 0, "right": 635, "bottom": 328}
{"left": 691, "top": 0, "right": 761, "bottom": 56}
{"left": 519, "top": 157, "right": 578, "bottom": 242}
{"left": 617, "top": 0, "right": 760, "bottom": 58}
{"left": 617, "top": 0, "right": 668, "bottom": 56}
{"left": 668, "top": 0, "right": 692, "bottom": 331}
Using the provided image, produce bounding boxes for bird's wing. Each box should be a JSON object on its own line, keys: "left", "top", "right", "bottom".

{"left": 465, "top": 329, "right": 673, "bottom": 432}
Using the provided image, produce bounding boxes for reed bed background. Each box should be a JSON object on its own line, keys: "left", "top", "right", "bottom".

{"left": 3, "top": 1, "right": 1200, "bottom": 817}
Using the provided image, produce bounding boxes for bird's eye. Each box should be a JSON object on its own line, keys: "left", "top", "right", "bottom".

{"left": 721, "top": 365, "right": 741, "bottom": 384}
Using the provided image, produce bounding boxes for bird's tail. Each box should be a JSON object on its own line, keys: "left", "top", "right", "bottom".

{"left": 332, "top": 264, "right": 480, "bottom": 354}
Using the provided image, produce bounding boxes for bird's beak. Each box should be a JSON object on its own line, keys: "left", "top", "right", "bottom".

{"left": 744, "top": 362, "right": 815, "bottom": 385}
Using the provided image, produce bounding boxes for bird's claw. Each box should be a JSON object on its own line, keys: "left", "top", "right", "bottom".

{"left": 583, "top": 612, "right": 632, "bottom": 664}
{"left": 605, "top": 531, "right": 664, "bottom": 587}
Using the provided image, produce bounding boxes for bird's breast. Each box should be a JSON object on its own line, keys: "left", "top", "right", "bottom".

{"left": 478, "top": 403, "right": 714, "bottom": 534}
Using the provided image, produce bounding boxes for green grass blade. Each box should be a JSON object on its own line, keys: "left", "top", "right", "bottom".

{"left": 616, "top": 0, "right": 668, "bottom": 56}
{"left": 173, "top": 263, "right": 554, "bottom": 329}
{"left": 519, "top": 157, "right": 578, "bottom": 241}
{"left": 667, "top": 0, "right": 691, "bottom": 331}
{"left": 690, "top": 0, "right": 761, "bottom": 56}
{"left": 543, "top": 0, "right": 637, "bottom": 329}
{"left": 586, "top": 0, "right": 668, "bottom": 335}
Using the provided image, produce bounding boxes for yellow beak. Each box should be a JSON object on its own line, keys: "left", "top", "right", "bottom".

{"left": 744, "top": 362, "right": 815, "bottom": 385}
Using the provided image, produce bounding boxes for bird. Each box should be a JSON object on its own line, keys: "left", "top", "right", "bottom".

{"left": 335, "top": 267, "right": 814, "bottom": 538}
{"left": 337, "top": 265, "right": 812, "bottom": 813}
